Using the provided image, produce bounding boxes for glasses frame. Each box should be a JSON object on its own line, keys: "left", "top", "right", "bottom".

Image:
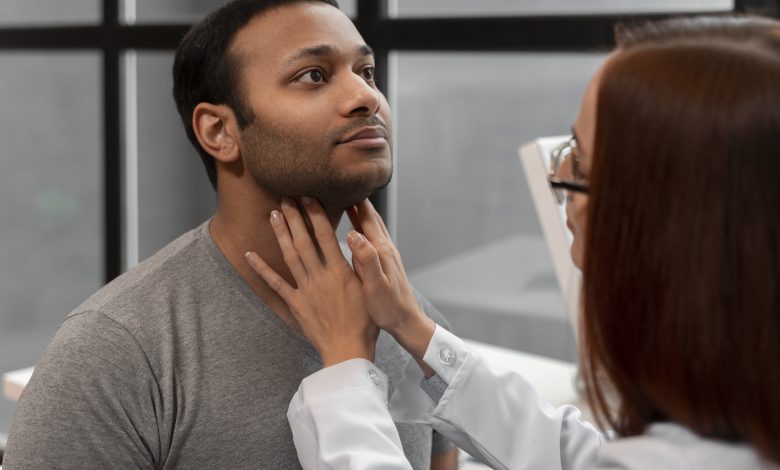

{"left": 548, "top": 134, "right": 589, "bottom": 205}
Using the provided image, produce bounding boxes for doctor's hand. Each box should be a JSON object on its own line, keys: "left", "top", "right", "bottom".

{"left": 245, "top": 197, "right": 378, "bottom": 368}
{"left": 346, "top": 200, "right": 436, "bottom": 365}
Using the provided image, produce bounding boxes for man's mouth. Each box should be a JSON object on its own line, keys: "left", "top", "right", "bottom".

{"left": 337, "top": 126, "right": 388, "bottom": 146}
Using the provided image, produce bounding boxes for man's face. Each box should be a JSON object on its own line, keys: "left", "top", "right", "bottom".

{"left": 229, "top": 2, "right": 393, "bottom": 212}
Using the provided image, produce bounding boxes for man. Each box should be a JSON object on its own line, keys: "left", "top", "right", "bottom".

{"left": 3, "top": 1, "right": 457, "bottom": 469}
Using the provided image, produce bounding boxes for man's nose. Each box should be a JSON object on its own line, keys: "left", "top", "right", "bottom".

{"left": 337, "top": 72, "right": 382, "bottom": 117}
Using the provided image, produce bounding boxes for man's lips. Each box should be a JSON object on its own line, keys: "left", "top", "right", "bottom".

{"left": 337, "top": 126, "right": 388, "bottom": 145}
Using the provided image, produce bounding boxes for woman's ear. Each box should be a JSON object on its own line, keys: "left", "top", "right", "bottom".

{"left": 192, "top": 103, "right": 240, "bottom": 163}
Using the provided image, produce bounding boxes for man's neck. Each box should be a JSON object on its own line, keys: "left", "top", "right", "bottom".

{"left": 209, "top": 193, "right": 343, "bottom": 331}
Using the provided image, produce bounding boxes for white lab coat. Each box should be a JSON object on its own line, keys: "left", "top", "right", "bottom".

{"left": 287, "top": 325, "right": 771, "bottom": 470}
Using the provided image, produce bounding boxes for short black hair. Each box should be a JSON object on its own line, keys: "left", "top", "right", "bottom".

{"left": 172, "top": 0, "right": 339, "bottom": 190}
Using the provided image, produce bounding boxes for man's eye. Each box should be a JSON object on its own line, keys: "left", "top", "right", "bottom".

{"left": 298, "top": 70, "right": 325, "bottom": 84}
{"left": 361, "top": 67, "right": 375, "bottom": 81}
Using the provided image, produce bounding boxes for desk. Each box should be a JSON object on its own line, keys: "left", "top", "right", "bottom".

{"left": 2, "top": 367, "right": 33, "bottom": 402}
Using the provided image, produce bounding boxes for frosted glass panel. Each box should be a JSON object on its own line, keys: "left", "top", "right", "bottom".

{"left": 0, "top": 0, "right": 100, "bottom": 25}
{"left": 394, "top": 53, "right": 604, "bottom": 360}
{"left": 134, "top": 52, "right": 217, "bottom": 261}
{"left": 396, "top": 52, "right": 602, "bottom": 270}
{"left": 393, "top": 0, "right": 733, "bottom": 17}
{"left": 0, "top": 52, "right": 102, "bottom": 433}
{"left": 131, "top": 0, "right": 356, "bottom": 23}
{"left": 340, "top": 0, "right": 357, "bottom": 17}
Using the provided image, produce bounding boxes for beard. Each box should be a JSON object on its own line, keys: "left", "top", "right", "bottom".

{"left": 240, "top": 116, "right": 393, "bottom": 214}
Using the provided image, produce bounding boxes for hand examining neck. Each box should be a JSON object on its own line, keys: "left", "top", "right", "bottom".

{"left": 345, "top": 200, "right": 437, "bottom": 377}
{"left": 209, "top": 185, "right": 342, "bottom": 334}
{"left": 241, "top": 196, "right": 379, "bottom": 367}
{"left": 227, "top": 185, "right": 436, "bottom": 375}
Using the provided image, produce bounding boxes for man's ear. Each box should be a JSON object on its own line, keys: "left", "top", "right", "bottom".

{"left": 192, "top": 103, "right": 241, "bottom": 163}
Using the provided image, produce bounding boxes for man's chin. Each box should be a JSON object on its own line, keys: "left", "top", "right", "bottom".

{"left": 313, "top": 172, "right": 392, "bottom": 215}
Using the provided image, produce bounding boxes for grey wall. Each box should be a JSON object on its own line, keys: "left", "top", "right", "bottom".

{"left": 0, "top": 0, "right": 99, "bottom": 25}
{"left": 134, "top": 0, "right": 356, "bottom": 22}
{"left": 393, "top": 0, "right": 731, "bottom": 16}
{"left": 395, "top": 52, "right": 603, "bottom": 272}
{"left": 136, "top": 52, "right": 217, "bottom": 261}
{"left": 0, "top": 52, "right": 102, "bottom": 433}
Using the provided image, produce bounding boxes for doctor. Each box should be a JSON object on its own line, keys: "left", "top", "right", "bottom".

{"left": 245, "top": 15, "right": 780, "bottom": 470}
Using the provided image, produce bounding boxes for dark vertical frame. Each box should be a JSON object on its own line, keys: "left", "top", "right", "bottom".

{"left": 0, "top": 0, "right": 776, "bottom": 283}
{"left": 103, "top": 0, "right": 123, "bottom": 281}
{"left": 356, "top": 0, "right": 389, "bottom": 215}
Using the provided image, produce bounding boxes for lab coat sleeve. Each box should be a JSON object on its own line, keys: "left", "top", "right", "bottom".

{"left": 287, "top": 358, "right": 413, "bottom": 470}
{"left": 392, "top": 325, "right": 605, "bottom": 470}
{"left": 288, "top": 326, "right": 605, "bottom": 470}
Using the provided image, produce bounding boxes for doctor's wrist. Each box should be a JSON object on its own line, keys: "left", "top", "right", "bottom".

{"left": 388, "top": 311, "right": 436, "bottom": 364}
{"left": 320, "top": 339, "right": 377, "bottom": 368}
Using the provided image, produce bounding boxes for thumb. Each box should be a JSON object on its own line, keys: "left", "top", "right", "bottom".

{"left": 348, "top": 230, "right": 386, "bottom": 286}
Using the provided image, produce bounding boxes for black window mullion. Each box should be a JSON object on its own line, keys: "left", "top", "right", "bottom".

{"left": 103, "top": 0, "right": 122, "bottom": 282}
{"left": 355, "top": 0, "right": 390, "bottom": 221}
{"left": 103, "top": 0, "right": 119, "bottom": 26}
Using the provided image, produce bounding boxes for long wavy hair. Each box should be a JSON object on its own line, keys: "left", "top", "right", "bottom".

{"left": 579, "top": 16, "right": 780, "bottom": 464}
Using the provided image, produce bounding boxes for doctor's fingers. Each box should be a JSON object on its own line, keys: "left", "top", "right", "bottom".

{"left": 269, "top": 209, "right": 309, "bottom": 284}
{"left": 348, "top": 230, "right": 388, "bottom": 289}
{"left": 350, "top": 199, "right": 387, "bottom": 246}
{"left": 353, "top": 200, "right": 405, "bottom": 274}
{"left": 363, "top": 199, "right": 392, "bottom": 239}
{"left": 244, "top": 251, "right": 298, "bottom": 306}
{"left": 300, "top": 197, "right": 350, "bottom": 268}
{"left": 279, "top": 198, "right": 323, "bottom": 273}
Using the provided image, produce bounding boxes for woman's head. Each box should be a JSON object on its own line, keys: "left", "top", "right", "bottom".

{"left": 576, "top": 16, "right": 780, "bottom": 462}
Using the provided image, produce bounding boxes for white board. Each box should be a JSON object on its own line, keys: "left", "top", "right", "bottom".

{"left": 519, "top": 137, "right": 582, "bottom": 334}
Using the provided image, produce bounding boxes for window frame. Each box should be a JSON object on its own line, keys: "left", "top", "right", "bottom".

{"left": 0, "top": 0, "right": 771, "bottom": 283}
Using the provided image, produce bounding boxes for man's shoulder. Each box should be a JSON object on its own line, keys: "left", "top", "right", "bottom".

{"left": 71, "top": 222, "right": 213, "bottom": 323}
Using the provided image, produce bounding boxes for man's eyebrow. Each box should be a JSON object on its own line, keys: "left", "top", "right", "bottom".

{"left": 287, "top": 45, "right": 334, "bottom": 64}
{"left": 286, "top": 44, "right": 374, "bottom": 65}
{"left": 358, "top": 44, "right": 374, "bottom": 57}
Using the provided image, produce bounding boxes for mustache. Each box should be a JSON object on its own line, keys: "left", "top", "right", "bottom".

{"left": 330, "top": 116, "right": 389, "bottom": 144}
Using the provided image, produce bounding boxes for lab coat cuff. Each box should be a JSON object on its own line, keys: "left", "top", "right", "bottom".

{"left": 423, "top": 325, "right": 470, "bottom": 385}
{"left": 388, "top": 325, "right": 472, "bottom": 424}
{"left": 298, "top": 358, "right": 389, "bottom": 406}
{"left": 288, "top": 359, "right": 413, "bottom": 469}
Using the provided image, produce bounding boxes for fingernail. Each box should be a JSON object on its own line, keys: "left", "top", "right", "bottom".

{"left": 301, "top": 196, "right": 313, "bottom": 206}
{"left": 348, "top": 231, "right": 364, "bottom": 246}
{"left": 244, "top": 251, "right": 254, "bottom": 261}
{"left": 280, "top": 197, "right": 293, "bottom": 210}
{"left": 270, "top": 210, "right": 283, "bottom": 225}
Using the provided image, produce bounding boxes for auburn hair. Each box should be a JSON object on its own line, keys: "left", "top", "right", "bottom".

{"left": 579, "top": 16, "right": 780, "bottom": 464}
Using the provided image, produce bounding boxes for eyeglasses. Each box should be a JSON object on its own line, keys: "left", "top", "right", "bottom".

{"left": 548, "top": 134, "right": 589, "bottom": 205}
